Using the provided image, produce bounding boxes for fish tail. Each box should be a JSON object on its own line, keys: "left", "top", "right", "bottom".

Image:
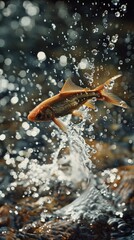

{"left": 95, "top": 74, "right": 128, "bottom": 108}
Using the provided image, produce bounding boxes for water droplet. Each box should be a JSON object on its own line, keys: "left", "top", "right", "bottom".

{"left": 22, "top": 122, "right": 30, "bottom": 130}
{"left": 83, "top": 73, "right": 93, "bottom": 84}
{"left": 0, "top": 134, "right": 6, "bottom": 141}
{"left": 11, "top": 96, "right": 19, "bottom": 104}
{"left": 109, "top": 42, "right": 115, "bottom": 50}
{"left": 102, "top": 10, "right": 108, "bottom": 17}
{"left": 59, "top": 55, "right": 67, "bottom": 66}
{"left": 37, "top": 51, "right": 46, "bottom": 61}
{"left": 4, "top": 58, "right": 12, "bottom": 66}
{"left": 78, "top": 58, "right": 88, "bottom": 69}
{"left": 103, "top": 116, "right": 107, "bottom": 121}
{"left": 102, "top": 42, "right": 107, "bottom": 48}
{"left": 120, "top": 101, "right": 125, "bottom": 107}
{"left": 49, "top": 91, "right": 54, "bottom": 97}
{"left": 20, "top": 16, "right": 32, "bottom": 27}
{"left": 71, "top": 46, "right": 76, "bottom": 50}
{"left": 106, "top": 80, "right": 114, "bottom": 90}
{"left": 27, "top": 127, "right": 40, "bottom": 137}
{"left": 23, "top": 2, "right": 39, "bottom": 16}
{"left": 73, "top": 12, "right": 81, "bottom": 21}
{"left": 103, "top": 22, "right": 108, "bottom": 29}
{"left": 111, "top": 0, "right": 120, "bottom": 6}
{"left": 115, "top": 11, "right": 120, "bottom": 17}
{"left": 92, "top": 27, "right": 99, "bottom": 33}
{"left": 92, "top": 97, "right": 97, "bottom": 102}
{"left": 111, "top": 34, "right": 118, "bottom": 43}
{"left": 94, "top": 106, "right": 98, "bottom": 112}
{"left": 106, "top": 109, "right": 110, "bottom": 114}
{"left": 91, "top": 49, "right": 98, "bottom": 56}
{"left": 0, "top": 1, "right": 5, "bottom": 9}
{"left": 119, "top": 60, "right": 123, "bottom": 65}
{"left": 84, "top": 72, "right": 90, "bottom": 79}
{"left": 52, "top": 23, "right": 56, "bottom": 30}
{"left": 120, "top": 4, "right": 127, "bottom": 12}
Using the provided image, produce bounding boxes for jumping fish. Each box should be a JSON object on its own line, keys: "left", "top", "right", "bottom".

{"left": 28, "top": 74, "right": 128, "bottom": 132}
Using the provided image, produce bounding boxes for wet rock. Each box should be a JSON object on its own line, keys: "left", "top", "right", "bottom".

{"left": 17, "top": 219, "right": 110, "bottom": 240}
{"left": 0, "top": 205, "right": 10, "bottom": 227}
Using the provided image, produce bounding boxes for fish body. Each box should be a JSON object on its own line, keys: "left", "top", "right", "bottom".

{"left": 42, "top": 91, "right": 100, "bottom": 118}
{"left": 28, "top": 75, "right": 128, "bottom": 132}
{"left": 51, "top": 95, "right": 83, "bottom": 117}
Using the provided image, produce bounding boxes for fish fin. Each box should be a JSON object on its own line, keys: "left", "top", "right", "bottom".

{"left": 94, "top": 74, "right": 122, "bottom": 91}
{"left": 53, "top": 117, "right": 67, "bottom": 133}
{"left": 60, "top": 78, "right": 84, "bottom": 93}
{"left": 72, "top": 110, "right": 83, "bottom": 119}
{"left": 100, "top": 90, "right": 128, "bottom": 108}
{"left": 84, "top": 100, "right": 96, "bottom": 109}
{"left": 94, "top": 74, "right": 128, "bottom": 108}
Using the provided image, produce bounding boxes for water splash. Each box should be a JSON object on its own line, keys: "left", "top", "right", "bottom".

{"left": 13, "top": 107, "right": 95, "bottom": 197}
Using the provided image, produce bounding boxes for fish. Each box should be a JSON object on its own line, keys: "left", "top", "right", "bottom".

{"left": 28, "top": 74, "right": 128, "bottom": 132}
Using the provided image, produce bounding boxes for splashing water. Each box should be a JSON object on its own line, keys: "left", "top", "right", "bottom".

{"left": 27, "top": 108, "right": 116, "bottom": 222}
{"left": 23, "top": 109, "right": 94, "bottom": 189}
{"left": 6, "top": 102, "right": 125, "bottom": 237}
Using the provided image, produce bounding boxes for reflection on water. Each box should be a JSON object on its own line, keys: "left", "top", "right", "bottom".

{"left": 0, "top": 0, "right": 134, "bottom": 239}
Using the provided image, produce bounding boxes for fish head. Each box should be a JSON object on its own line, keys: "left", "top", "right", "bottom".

{"left": 28, "top": 106, "right": 55, "bottom": 122}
